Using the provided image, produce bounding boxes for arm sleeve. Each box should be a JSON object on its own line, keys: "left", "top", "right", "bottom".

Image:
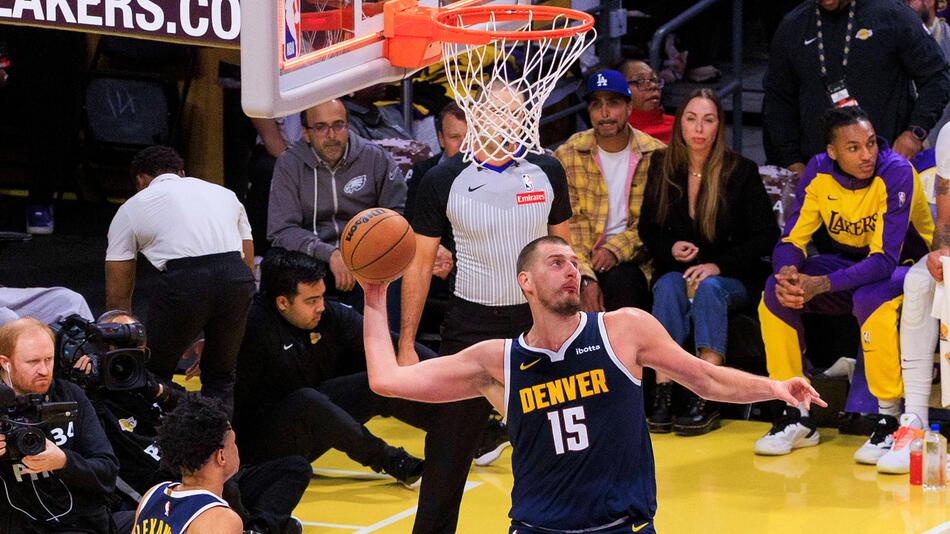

{"left": 707, "top": 160, "right": 781, "bottom": 278}
{"left": 267, "top": 156, "right": 337, "bottom": 262}
{"left": 555, "top": 145, "right": 596, "bottom": 280}
{"left": 57, "top": 390, "right": 119, "bottom": 494}
{"left": 637, "top": 154, "right": 679, "bottom": 274}
{"left": 234, "top": 312, "right": 269, "bottom": 412}
{"left": 377, "top": 152, "right": 408, "bottom": 215}
{"left": 405, "top": 161, "right": 426, "bottom": 222}
{"left": 105, "top": 207, "right": 137, "bottom": 261}
{"left": 762, "top": 21, "right": 805, "bottom": 167}
{"left": 896, "top": 7, "right": 950, "bottom": 131}
{"left": 938, "top": 123, "right": 950, "bottom": 177}
{"left": 771, "top": 158, "right": 824, "bottom": 272}
{"left": 410, "top": 170, "right": 452, "bottom": 239}
{"left": 826, "top": 163, "right": 913, "bottom": 291}
{"left": 542, "top": 157, "right": 573, "bottom": 225}
{"left": 236, "top": 198, "right": 253, "bottom": 241}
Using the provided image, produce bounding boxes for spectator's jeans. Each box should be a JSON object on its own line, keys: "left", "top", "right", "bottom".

{"left": 759, "top": 254, "right": 907, "bottom": 413}
{"left": 651, "top": 272, "right": 750, "bottom": 356}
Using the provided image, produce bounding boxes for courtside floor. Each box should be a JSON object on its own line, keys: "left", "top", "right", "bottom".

{"left": 292, "top": 418, "right": 950, "bottom": 534}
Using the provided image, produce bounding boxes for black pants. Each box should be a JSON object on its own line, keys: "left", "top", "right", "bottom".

{"left": 238, "top": 371, "right": 439, "bottom": 469}
{"left": 594, "top": 260, "right": 651, "bottom": 312}
{"left": 413, "top": 297, "right": 533, "bottom": 534}
{"left": 145, "top": 252, "right": 254, "bottom": 414}
{"left": 226, "top": 456, "right": 312, "bottom": 534}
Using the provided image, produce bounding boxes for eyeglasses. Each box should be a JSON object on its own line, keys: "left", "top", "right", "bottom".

{"left": 628, "top": 77, "right": 664, "bottom": 90}
{"left": 305, "top": 121, "right": 348, "bottom": 136}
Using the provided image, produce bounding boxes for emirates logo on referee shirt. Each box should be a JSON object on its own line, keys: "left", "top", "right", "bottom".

{"left": 516, "top": 191, "right": 546, "bottom": 205}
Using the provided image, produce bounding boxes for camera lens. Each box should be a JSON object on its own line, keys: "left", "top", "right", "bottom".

{"left": 15, "top": 427, "right": 46, "bottom": 457}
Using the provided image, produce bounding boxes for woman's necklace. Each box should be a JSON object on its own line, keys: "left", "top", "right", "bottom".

{"left": 689, "top": 170, "right": 702, "bottom": 178}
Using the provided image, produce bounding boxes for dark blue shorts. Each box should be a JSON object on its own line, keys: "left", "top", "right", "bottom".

{"left": 509, "top": 518, "right": 656, "bottom": 534}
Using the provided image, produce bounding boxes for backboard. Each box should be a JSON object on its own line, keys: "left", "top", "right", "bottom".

{"left": 240, "top": 0, "right": 521, "bottom": 119}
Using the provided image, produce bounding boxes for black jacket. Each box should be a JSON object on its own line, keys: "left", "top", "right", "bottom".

{"left": 638, "top": 151, "right": 780, "bottom": 294}
{"left": 763, "top": 0, "right": 950, "bottom": 167}
{"left": 0, "top": 380, "right": 119, "bottom": 533}
{"left": 405, "top": 151, "right": 443, "bottom": 223}
{"left": 234, "top": 294, "right": 370, "bottom": 430}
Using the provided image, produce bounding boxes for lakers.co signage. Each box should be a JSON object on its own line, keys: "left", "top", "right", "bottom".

{"left": 0, "top": 0, "right": 240, "bottom": 46}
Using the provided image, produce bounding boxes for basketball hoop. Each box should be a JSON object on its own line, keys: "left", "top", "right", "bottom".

{"left": 384, "top": 0, "right": 596, "bottom": 164}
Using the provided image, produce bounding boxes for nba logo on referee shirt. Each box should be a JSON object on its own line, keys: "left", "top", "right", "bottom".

{"left": 283, "top": 0, "right": 301, "bottom": 61}
{"left": 522, "top": 174, "right": 534, "bottom": 191}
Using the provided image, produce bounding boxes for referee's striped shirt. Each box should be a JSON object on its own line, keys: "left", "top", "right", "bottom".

{"left": 412, "top": 153, "right": 572, "bottom": 306}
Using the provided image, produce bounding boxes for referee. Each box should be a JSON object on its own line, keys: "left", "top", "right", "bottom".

{"left": 399, "top": 86, "right": 573, "bottom": 533}
{"left": 105, "top": 146, "right": 255, "bottom": 413}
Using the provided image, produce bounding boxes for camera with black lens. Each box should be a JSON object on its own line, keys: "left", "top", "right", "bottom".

{"left": 51, "top": 314, "right": 148, "bottom": 392}
{"left": 0, "top": 384, "right": 77, "bottom": 462}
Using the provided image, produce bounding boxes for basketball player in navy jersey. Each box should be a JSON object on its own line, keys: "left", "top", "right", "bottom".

{"left": 362, "top": 236, "right": 825, "bottom": 533}
{"left": 132, "top": 396, "right": 243, "bottom": 534}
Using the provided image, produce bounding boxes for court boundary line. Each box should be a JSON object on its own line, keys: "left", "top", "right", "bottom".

{"left": 352, "top": 481, "right": 484, "bottom": 533}
{"left": 923, "top": 521, "right": 950, "bottom": 534}
{"left": 300, "top": 520, "right": 367, "bottom": 529}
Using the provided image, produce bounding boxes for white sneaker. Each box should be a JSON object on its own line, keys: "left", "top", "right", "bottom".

{"left": 753, "top": 409, "right": 820, "bottom": 456}
{"left": 854, "top": 415, "right": 899, "bottom": 465}
{"left": 876, "top": 414, "right": 925, "bottom": 474}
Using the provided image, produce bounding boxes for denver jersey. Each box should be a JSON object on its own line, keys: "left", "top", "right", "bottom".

{"left": 773, "top": 141, "right": 933, "bottom": 291}
{"left": 504, "top": 312, "right": 655, "bottom": 531}
{"left": 133, "top": 482, "right": 229, "bottom": 534}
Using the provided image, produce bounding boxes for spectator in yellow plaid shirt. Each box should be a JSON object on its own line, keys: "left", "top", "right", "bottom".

{"left": 554, "top": 69, "right": 666, "bottom": 312}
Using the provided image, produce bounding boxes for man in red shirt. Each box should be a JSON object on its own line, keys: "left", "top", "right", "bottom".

{"left": 622, "top": 60, "right": 674, "bottom": 144}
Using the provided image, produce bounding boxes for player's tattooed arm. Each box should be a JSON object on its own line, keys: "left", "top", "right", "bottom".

{"left": 935, "top": 223, "right": 950, "bottom": 250}
{"left": 935, "top": 177, "right": 950, "bottom": 251}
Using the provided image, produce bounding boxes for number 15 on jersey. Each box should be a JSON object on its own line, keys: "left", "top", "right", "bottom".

{"left": 546, "top": 406, "right": 589, "bottom": 455}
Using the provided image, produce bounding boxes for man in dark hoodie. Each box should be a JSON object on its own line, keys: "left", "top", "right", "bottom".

{"left": 0, "top": 318, "right": 119, "bottom": 533}
{"left": 267, "top": 99, "right": 407, "bottom": 311}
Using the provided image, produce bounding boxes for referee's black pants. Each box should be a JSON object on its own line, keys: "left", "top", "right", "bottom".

{"left": 145, "top": 252, "right": 254, "bottom": 414}
{"left": 413, "top": 297, "right": 532, "bottom": 534}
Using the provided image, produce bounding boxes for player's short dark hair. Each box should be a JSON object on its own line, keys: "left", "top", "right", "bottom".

{"left": 821, "top": 106, "right": 871, "bottom": 145}
{"left": 435, "top": 102, "right": 466, "bottom": 134}
{"left": 130, "top": 146, "right": 184, "bottom": 179}
{"left": 156, "top": 395, "right": 230, "bottom": 474}
{"left": 260, "top": 249, "right": 327, "bottom": 301}
{"left": 517, "top": 235, "right": 571, "bottom": 274}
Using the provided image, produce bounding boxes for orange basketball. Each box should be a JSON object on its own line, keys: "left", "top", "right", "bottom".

{"left": 340, "top": 208, "right": 416, "bottom": 282}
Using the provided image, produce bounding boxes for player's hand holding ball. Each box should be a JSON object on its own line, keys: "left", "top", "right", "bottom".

{"left": 340, "top": 208, "right": 416, "bottom": 289}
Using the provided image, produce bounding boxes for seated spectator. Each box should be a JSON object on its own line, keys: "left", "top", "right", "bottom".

{"left": 755, "top": 106, "right": 934, "bottom": 459}
{"left": 83, "top": 310, "right": 309, "bottom": 534}
{"left": 639, "top": 89, "right": 779, "bottom": 436}
{"left": 133, "top": 395, "right": 244, "bottom": 534}
{"left": 621, "top": 60, "right": 674, "bottom": 144}
{"left": 906, "top": 0, "right": 950, "bottom": 148}
{"left": 267, "top": 99, "right": 407, "bottom": 319}
{"left": 555, "top": 69, "right": 664, "bottom": 313}
{"left": 0, "top": 317, "right": 120, "bottom": 533}
{"left": 0, "top": 286, "right": 92, "bottom": 327}
{"left": 233, "top": 250, "right": 440, "bottom": 487}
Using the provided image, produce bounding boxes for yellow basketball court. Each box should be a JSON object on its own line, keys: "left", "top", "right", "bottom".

{"left": 292, "top": 417, "right": 950, "bottom": 533}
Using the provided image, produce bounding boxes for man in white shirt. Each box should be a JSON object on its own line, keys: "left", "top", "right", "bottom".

{"left": 105, "top": 146, "right": 255, "bottom": 413}
{"left": 554, "top": 69, "right": 665, "bottom": 313}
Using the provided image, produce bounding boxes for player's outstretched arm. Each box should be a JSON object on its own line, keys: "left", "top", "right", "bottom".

{"left": 605, "top": 309, "right": 826, "bottom": 408}
{"left": 362, "top": 281, "right": 504, "bottom": 404}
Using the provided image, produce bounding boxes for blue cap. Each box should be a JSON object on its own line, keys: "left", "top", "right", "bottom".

{"left": 585, "top": 70, "right": 632, "bottom": 100}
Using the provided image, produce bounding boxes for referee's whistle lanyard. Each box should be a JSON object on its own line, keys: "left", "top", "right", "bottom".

{"left": 816, "top": 0, "right": 859, "bottom": 108}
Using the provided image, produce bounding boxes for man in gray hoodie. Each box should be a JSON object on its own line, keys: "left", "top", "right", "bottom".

{"left": 268, "top": 99, "right": 408, "bottom": 304}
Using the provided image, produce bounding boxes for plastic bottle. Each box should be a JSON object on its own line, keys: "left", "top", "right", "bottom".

{"left": 923, "top": 424, "right": 946, "bottom": 491}
{"left": 910, "top": 436, "right": 923, "bottom": 486}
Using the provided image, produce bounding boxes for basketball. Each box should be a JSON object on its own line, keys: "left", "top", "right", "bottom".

{"left": 340, "top": 208, "right": 416, "bottom": 282}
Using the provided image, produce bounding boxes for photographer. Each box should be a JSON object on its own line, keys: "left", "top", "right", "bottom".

{"left": 0, "top": 317, "right": 119, "bottom": 533}
{"left": 65, "top": 311, "right": 309, "bottom": 534}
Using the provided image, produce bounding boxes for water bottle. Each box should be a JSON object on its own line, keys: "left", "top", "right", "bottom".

{"left": 923, "top": 424, "right": 946, "bottom": 491}
{"left": 910, "top": 436, "right": 923, "bottom": 486}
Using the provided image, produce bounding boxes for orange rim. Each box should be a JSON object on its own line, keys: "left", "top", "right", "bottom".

{"left": 433, "top": 5, "right": 594, "bottom": 45}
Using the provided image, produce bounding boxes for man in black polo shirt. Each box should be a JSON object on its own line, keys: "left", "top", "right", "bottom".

{"left": 398, "top": 83, "right": 573, "bottom": 533}
{"left": 234, "top": 250, "right": 437, "bottom": 486}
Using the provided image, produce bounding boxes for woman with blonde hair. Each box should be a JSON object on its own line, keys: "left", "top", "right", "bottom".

{"left": 639, "top": 89, "right": 779, "bottom": 436}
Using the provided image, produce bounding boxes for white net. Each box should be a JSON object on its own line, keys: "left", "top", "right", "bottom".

{"left": 440, "top": 8, "right": 595, "bottom": 165}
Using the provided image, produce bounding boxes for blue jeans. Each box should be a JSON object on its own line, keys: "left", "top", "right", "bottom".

{"left": 651, "top": 272, "right": 751, "bottom": 356}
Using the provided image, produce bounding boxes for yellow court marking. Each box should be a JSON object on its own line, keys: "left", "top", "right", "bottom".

{"left": 295, "top": 418, "right": 950, "bottom": 533}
